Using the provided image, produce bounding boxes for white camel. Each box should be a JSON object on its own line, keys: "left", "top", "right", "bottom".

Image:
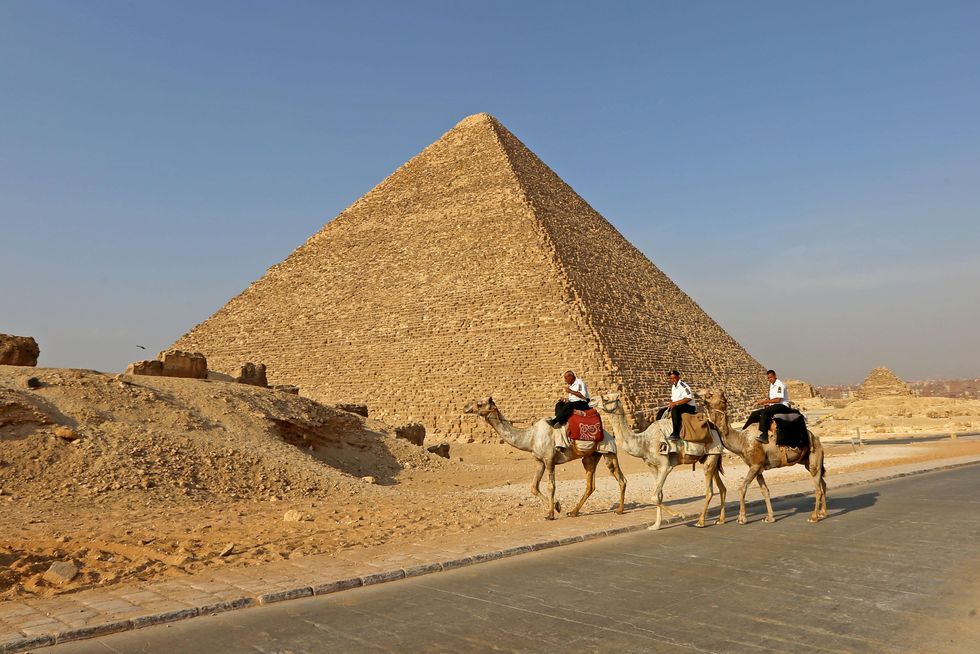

{"left": 596, "top": 391, "right": 726, "bottom": 530}
{"left": 463, "top": 397, "right": 626, "bottom": 520}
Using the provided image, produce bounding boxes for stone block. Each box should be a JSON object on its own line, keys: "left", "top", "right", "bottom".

{"left": 42, "top": 561, "right": 78, "bottom": 585}
{"left": 125, "top": 360, "right": 163, "bottom": 376}
{"left": 0, "top": 334, "right": 39, "bottom": 366}
{"left": 234, "top": 362, "right": 268, "bottom": 387}
{"left": 394, "top": 423, "right": 425, "bottom": 447}
{"left": 157, "top": 350, "right": 207, "bottom": 379}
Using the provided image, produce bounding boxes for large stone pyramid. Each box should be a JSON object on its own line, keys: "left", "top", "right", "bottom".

{"left": 173, "top": 113, "right": 765, "bottom": 440}
{"left": 856, "top": 366, "right": 912, "bottom": 400}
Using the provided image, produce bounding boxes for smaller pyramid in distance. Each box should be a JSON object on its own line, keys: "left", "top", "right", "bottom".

{"left": 856, "top": 366, "right": 911, "bottom": 400}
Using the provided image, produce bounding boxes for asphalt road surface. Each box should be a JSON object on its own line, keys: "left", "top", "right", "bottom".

{"left": 45, "top": 466, "right": 980, "bottom": 653}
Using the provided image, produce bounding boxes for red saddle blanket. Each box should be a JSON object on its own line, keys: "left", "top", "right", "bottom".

{"left": 568, "top": 409, "right": 604, "bottom": 442}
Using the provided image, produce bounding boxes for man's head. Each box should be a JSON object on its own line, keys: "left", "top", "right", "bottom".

{"left": 669, "top": 370, "right": 680, "bottom": 385}
{"left": 766, "top": 369, "right": 777, "bottom": 384}
{"left": 563, "top": 370, "right": 576, "bottom": 385}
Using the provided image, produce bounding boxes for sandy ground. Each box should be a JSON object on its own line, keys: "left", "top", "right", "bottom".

{"left": 802, "top": 395, "right": 980, "bottom": 438}
{"left": 2, "top": 365, "right": 979, "bottom": 603}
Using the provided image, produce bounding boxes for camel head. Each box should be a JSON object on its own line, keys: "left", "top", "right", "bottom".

{"left": 596, "top": 391, "right": 625, "bottom": 415}
{"left": 462, "top": 396, "right": 499, "bottom": 418}
{"left": 702, "top": 389, "right": 729, "bottom": 413}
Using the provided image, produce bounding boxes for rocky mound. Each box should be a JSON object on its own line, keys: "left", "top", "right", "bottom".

{"left": 856, "top": 366, "right": 912, "bottom": 400}
{"left": 0, "top": 365, "right": 450, "bottom": 503}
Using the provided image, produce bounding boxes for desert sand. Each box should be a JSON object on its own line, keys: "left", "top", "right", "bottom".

{"left": 3, "top": 364, "right": 978, "bottom": 603}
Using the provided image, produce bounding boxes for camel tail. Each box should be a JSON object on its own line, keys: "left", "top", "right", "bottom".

{"left": 717, "top": 456, "right": 724, "bottom": 477}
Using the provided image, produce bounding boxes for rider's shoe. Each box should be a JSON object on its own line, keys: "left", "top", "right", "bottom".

{"left": 756, "top": 434, "right": 769, "bottom": 443}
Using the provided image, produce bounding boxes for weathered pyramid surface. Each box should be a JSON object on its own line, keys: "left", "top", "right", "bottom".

{"left": 856, "top": 366, "right": 912, "bottom": 400}
{"left": 173, "top": 113, "right": 765, "bottom": 440}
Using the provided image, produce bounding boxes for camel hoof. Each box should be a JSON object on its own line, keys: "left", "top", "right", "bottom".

{"left": 715, "top": 519, "right": 725, "bottom": 525}
{"left": 737, "top": 516, "right": 746, "bottom": 525}
{"left": 545, "top": 515, "right": 556, "bottom": 521}
{"left": 695, "top": 521, "right": 705, "bottom": 528}
{"left": 648, "top": 523, "right": 661, "bottom": 531}
{"left": 566, "top": 511, "right": 579, "bottom": 518}
{"left": 808, "top": 515, "right": 819, "bottom": 523}
{"left": 763, "top": 516, "right": 775, "bottom": 523}
{"left": 616, "top": 509, "right": 624, "bottom": 515}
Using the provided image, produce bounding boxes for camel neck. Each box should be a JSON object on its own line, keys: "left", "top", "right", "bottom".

{"left": 484, "top": 410, "right": 534, "bottom": 452}
{"left": 708, "top": 405, "right": 746, "bottom": 456}
{"left": 600, "top": 405, "right": 644, "bottom": 457}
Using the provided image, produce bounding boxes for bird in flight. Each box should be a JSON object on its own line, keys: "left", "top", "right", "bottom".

{"left": 136, "top": 345, "right": 146, "bottom": 350}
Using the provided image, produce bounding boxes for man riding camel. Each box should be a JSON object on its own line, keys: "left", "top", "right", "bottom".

{"left": 664, "top": 370, "right": 696, "bottom": 441}
{"left": 754, "top": 369, "right": 790, "bottom": 443}
{"left": 547, "top": 370, "right": 590, "bottom": 427}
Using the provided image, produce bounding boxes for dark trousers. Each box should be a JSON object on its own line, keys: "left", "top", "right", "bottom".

{"left": 758, "top": 404, "right": 789, "bottom": 439}
{"left": 553, "top": 400, "right": 590, "bottom": 427}
{"left": 669, "top": 403, "right": 696, "bottom": 438}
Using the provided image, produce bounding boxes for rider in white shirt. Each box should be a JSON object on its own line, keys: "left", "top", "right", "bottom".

{"left": 548, "top": 370, "right": 591, "bottom": 427}
{"left": 755, "top": 369, "right": 790, "bottom": 443}
{"left": 665, "top": 370, "right": 697, "bottom": 440}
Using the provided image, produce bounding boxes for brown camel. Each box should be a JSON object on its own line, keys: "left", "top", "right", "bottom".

{"left": 597, "top": 391, "right": 726, "bottom": 530}
{"left": 703, "top": 389, "right": 828, "bottom": 524}
{"left": 463, "top": 397, "right": 627, "bottom": 520}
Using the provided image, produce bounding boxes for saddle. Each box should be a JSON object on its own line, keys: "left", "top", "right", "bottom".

{"left": 568, "top": 408, "right": 604, "bottom": 442}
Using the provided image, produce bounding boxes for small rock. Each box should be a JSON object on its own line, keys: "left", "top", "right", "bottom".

{"left": 360, "top": 476, "right": 377, "bottom": 484}
{"left": 54, "top": 426, "right": 80, "bottom": 441}
{"left": 274, "top": 385, "right": 300, "bottom": 395}
{"left": 426, "top": 443, "right": 451, "bottom": 458}
{"left": 23, "top": 376, "right": 42, "bottom": 389}
{"left": 283, "top": 510, "right": 313, "bottom": 522}
{"left": 219, "top": 543, "right": 235, "bottom": 557}
{"left": 43, "top": 561, "right": 78, "bottom": 585}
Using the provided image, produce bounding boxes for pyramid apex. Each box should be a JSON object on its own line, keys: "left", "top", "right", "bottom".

{"left": 454, "top": 112, "right": 501, "bottom": 129}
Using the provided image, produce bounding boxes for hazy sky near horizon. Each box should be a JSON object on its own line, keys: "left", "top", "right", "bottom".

{"left": 2, "top": 0, "right": 978, "bottom": 386}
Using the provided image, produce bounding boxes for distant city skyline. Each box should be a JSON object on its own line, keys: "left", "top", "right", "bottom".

{"left": 2, "top": 1, "right": 978, "bottom": 386}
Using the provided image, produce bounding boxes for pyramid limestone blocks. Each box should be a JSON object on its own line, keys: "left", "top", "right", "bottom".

{"left": 173, "top": 113, "right": 766, "bottom": 441}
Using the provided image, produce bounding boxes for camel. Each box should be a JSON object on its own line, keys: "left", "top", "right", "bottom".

{"left": 596, "top": 391, "right": 725, "bottom": 530}
{"left": 462, "top": 397, "right": 626, "bottom": 520}
{"left": 702, "top": 389, "right": 827, "bottom": 524}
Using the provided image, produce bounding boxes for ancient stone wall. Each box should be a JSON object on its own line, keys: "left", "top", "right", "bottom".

{"left": 174, "top": 114, "right": 765, "bottom": 440}
{"left": 786, "top": 379, "right": 818, "bottom": 399}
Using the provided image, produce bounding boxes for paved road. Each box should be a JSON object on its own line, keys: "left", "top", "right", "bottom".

{"left": 46, "top": 467, "right": 980, "bottom": 653}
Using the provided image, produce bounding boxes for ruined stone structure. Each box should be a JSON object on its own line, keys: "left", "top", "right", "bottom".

{"left": 173, "top": 113, "right": 765, "bottom": 440}
{"left": 856, "top": 366, "right": 912, "bottom": 400}
{"left": 786, "top": 379, "right": 819, "bottom": 400}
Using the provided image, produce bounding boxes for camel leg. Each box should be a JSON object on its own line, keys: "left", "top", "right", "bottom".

{"left": 530, "top": 458, "right": 545, "bottom": 497}
{"left": 715, "top": 465, "right": 727, "bottom": 525}
{"left": 545, "top": 464, "right": 558, "bottom": 520}
{"left": 695, "top": 456, "right": 721, "bottom": 527}
{"left": 756, "top": 472, "right": 775, "bottom": 523}
{"left": 738, "top": 465, "right": 762, "bottom": 524}
{"left": 568, "top": 455, "right": 599, "bottom": 517}
{"left": 604, "top": 454, "right": 627, "bottom": 515}
{"left": 648, "top": 462, "right": 681, "bottom": 530}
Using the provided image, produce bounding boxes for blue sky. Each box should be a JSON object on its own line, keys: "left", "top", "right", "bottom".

{"left": 2, "top": 0, "right": 978, "bottom": 384}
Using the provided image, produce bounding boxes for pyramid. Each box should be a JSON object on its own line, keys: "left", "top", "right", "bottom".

{"left": 855, "top": 366, "right": 911, "bottom": 400}
{"left": 173, "top": 113, "right": 766, "bottom": 440}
